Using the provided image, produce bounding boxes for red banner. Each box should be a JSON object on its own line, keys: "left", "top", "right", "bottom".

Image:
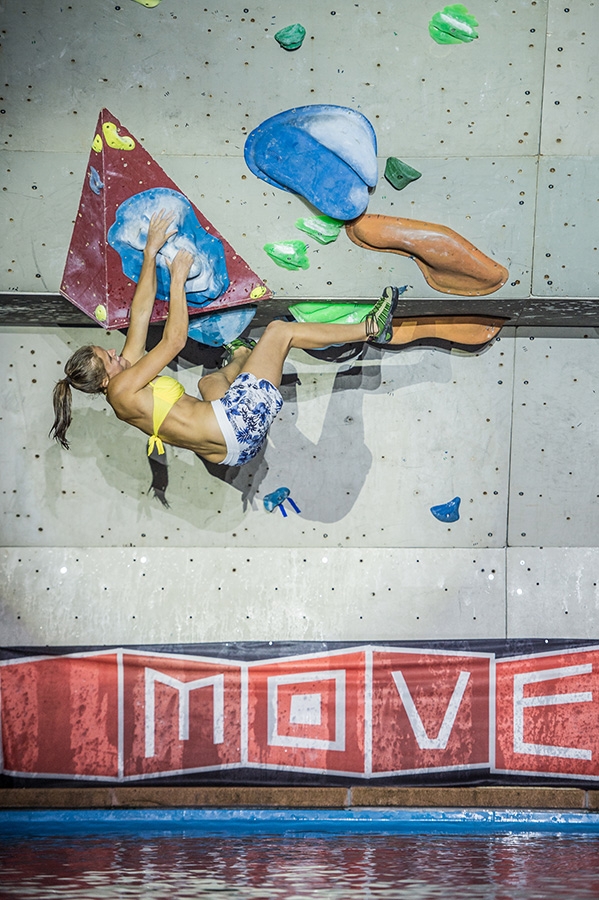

{"left": 1, "top": 643, "right": 597, "bottom": 783}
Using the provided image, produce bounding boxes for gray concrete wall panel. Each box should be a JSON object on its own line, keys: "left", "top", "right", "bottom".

{"left": 540, "top": 2, "right": 599, "bottom": 156}
{"left": 507, "top": 548, "right": 599, "bottom": 638}
{"left": 0, "top": 547, "right": 506, "bottom": 644}
{"left": 532, "top": 157, "right": 599, "bottom": 297}
{"left": 508, "top": 329, "right": 599, "bottom": 547}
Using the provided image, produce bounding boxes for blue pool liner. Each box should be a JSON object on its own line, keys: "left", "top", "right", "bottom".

{"left": 2, "top": 808, "right": 599, "bottom": 836}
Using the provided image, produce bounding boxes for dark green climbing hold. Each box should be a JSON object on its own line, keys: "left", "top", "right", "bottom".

{"left": 295, "top": 215, "right": 344, "bottom": 244}
{"left": 263, "top": 241, "right": 310, "bottom": 270}
{"left": 429, "top": 5, "right": 479, "bottom": 44}
{"left": 384, "top": 158, "right": 422, "bottom": 191}
{"left": 274, "top": 23, "right": 307, "bottom": 50}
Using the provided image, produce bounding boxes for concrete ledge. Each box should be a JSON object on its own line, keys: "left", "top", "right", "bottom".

{"left": 0, "top": 787, "right": 349, "bottom": 809}
{"left": 0, "top": 786, "right": 594, "bottom": 810}
{"left": 350, "top": 786, "right": 587, "bottom": 809}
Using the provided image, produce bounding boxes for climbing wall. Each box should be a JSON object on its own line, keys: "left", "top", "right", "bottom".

{"left": 1, "top": 0, "right": 599, "bottom": 650}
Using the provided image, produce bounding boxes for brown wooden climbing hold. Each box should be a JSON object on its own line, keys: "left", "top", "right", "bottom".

{"left": 346, "top": 213, "right": 508, "bottom": 296}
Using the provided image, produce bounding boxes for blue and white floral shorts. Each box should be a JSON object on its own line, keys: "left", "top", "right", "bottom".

{"left": 210, "top": 372, "right": 283, "bottom": 466}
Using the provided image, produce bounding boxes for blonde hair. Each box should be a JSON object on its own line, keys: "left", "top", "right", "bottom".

{"left": 50, "top": 345, "right": 107, "bottom": 449}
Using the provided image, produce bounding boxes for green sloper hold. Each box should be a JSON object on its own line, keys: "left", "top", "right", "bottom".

{"left": 429, "top": 4, "right": 479, "bottom": 44}
{"left": 264, "top": 241, "right": 309, "bottom": 270}
{"left": 289, "top": 301, "right": 373, "bottom": 325}
{"left": 384, "top": 158, "right": 422, "bottom": 191}
{"left": 295, "top": 215, "right": 344, "bottom": 244}
{"left": 274, "top": 23, "right": 307, "bottom": 50}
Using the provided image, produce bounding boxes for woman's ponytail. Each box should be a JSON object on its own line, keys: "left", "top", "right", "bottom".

{"left": 50, "top": 378, "right": 74, "bottom": 449}
{"left": 49, "top": 345, "right": 107, "bottom": 449}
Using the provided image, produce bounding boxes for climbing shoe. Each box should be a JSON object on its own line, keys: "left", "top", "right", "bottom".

{"left": 364, "top": 286, "right": 399, "bottom": 343}
{"left": 221, "top": 337, "right": 257, "bottom": 367}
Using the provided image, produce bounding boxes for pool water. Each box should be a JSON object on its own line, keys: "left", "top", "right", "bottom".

{"left": 1, "top": 831, "right": 599, "bottom": 899}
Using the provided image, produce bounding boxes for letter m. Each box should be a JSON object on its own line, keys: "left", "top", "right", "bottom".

{"left": 144, "top": 668, "right": 225, "bottom": 758}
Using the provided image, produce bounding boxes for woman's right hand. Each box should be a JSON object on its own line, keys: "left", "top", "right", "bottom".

{"left": 144, "top": 209, "right": 177, "bottom": 257}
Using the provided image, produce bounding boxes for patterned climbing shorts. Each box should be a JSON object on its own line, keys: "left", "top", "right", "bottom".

{"left": 210, "top": 371, "right": 283, "bottom": 466}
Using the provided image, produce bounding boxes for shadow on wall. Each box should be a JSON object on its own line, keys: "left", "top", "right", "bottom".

{"left": 43, "top": 342, "right": 466, "bottom": 530}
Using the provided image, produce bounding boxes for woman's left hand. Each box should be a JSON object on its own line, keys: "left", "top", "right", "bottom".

{"left": 167, "top": 248, "right": 195, "bottom": 283}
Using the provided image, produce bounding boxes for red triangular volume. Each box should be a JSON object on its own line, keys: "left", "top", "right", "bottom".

{"left": 61, "top": 109, "right": 271, "bottom": 329}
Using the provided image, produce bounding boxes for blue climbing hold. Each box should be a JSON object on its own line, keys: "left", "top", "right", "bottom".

{"left": 187, "top": 307, "right": 256, "bottom": 347}
{"left": 244, "top": 105, "right": 378, "bottom": 221}
{"left": 264, "top": 487, "right": 291, "bottom": 512}
{"left": 430, "top": 496, "right": 461, "bottom": 522}
{"left": 89, "top": 166, "right": 104, "bottom": 195}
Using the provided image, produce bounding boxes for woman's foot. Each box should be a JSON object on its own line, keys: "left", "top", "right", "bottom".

{"left": 221, "top": 337, "right": 257, "bottom": 367}
{"left": 364, "top": 286, "right": 399, "bottom": 343}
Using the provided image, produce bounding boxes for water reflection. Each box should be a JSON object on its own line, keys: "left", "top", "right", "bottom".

{"left": 1, "top": 833, "right": 599, "bottom": 899}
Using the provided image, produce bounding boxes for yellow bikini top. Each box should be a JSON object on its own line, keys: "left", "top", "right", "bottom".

{"left": 147, "top": 375, "right": 185, "bottom": 456}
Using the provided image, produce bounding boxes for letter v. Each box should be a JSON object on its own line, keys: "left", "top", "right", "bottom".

{"left": 392, "top": 670, "right": 470, "bottom": 750}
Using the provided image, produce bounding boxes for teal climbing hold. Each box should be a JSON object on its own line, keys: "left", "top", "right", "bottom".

{"left": 430, "top": 497, "right": 461, "bottom": 522}
{"left": 264, "top": 241, "right": 310, "bottom": 270}
{"left": 295, "top": 215, "right": 344, "bottom": 244}
{"left": 429, "top": 5, "right": 479, "bottom": 44}
{"left": 384, "top": 158, "right": 422, "bottom": 191}
{"left": 274, "top": 23, "right": 307, "bottom": 50}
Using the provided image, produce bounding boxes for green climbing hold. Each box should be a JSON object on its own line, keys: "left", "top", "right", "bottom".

{"left": 384, "top": 158, "right": 422, "bottom": 191}
{"left": 274, "top": 23, "right": 307, "bottom": 50}
{"left": 295, "top": 215, "right": 344, "bottom": 244}
{"left": 263, "top": 241, "right": 310, "bottom": 270}
{"left": 289, "top": 301, "right": 372, "bottom": 325}
{"left": 429, "top": 4, "right": 479, "bottom": 44}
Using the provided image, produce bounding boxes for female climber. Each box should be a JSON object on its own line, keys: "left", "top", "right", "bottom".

{"left": 50, "top": 209, "right": 400, "bottom": 466}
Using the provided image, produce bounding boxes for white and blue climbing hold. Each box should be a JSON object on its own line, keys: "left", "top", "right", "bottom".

{"left": 187, "top": 307, "right": 256, "bottom": 347}
{"left": 244, "top": 105, "right": 378, "bottom": 221}
{"left": 430, "top": 496, "right": 461, "bottom": 522}
{"left": 107, "top": 188, "right": 229, "bottom": 306}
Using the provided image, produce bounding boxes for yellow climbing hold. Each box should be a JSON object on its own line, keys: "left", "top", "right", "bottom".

{"left": 131, "top": 0, "right": 162, "bottom": 6}
{"left": 102, "top": 122, "right": 135, "bottom": 151}
{"left": 92, "top": 134, "right": 103, "bottom": 152}
{"left": 249, "top": 285, "right": 268, "bottom": 299}
{"left": 94, "top": 304, "right": 107, "bottom": 322}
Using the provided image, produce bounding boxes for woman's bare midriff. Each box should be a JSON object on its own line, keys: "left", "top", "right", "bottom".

{"left": 111, "top": 388, "right": 229, "bottom": 463}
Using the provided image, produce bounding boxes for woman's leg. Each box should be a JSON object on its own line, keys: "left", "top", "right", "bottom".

{"left": 206, "top": 286, "right": 399, "bottom": 392}
{"left": 197, "top": 346, "right": 253, "bottom": 401}
{"left": 240, "top": 318, "right": 373, "bottom": 388}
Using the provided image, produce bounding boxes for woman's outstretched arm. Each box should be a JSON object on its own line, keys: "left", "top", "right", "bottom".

{"left": 109, "top": 249, "right": 194, "bottom": 397}
{"left": 121, "top": 209, "right": 177, "bottom": 364}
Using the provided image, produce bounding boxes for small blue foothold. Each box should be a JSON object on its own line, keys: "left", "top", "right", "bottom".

{"left": 430, "top": 496, "right": 461, "bottom": 522}
{"left": 264, "top": 487, "right": 290, "bottom": 512}
{"left": 89, "top": 166, "right": 104, "bottom": 195}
